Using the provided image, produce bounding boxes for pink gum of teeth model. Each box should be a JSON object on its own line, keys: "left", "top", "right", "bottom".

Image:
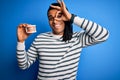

{"left": 26, "top": 25, "right": 36, "bottom": 33}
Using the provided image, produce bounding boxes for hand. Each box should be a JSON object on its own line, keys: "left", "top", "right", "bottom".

{"left": 17, "top": 24, "right": 31, "bottom": 43}
{"left": 50, "top": 0, "right": 72, "bottom": 21}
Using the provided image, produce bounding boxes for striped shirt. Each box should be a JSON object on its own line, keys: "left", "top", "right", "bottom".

{"left": 17, "top": 16, "right": 109, "bottom": 80}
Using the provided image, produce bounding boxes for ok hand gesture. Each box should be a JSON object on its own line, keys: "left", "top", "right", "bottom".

{"left": 50, "top": 0, "right": 72, "bottom": 21}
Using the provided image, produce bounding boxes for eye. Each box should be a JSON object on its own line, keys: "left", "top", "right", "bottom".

{"left": 56, "top": 13, "right": 62, "bottom": 18}
{"left": 48, "top": 16, "right": 54, "bottom": 21}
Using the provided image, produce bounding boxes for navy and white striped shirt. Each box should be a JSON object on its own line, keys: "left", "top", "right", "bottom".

{"left": 17, "top": 16, "right": 109, "bottom": 80}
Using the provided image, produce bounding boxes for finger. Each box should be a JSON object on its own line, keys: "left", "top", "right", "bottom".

{"left": 57, "top": 0, "right": 62, "bottom": 5}
{"left": 50, "top": 5, "right": 61, "bottom": 10}
{"left": 55, "top": 17, "right": 62, "bottom": 21}
{"left": 55, "top": 11, "right": 62, "bottom": 17}
{"left": 18, "top": 24, "right": 27, "bottom": 28}
{"left": 55, "top": 16, "right": 67, "bottom": 21}
{"left": 57, "top": 0, "right": 61, "bottom": 3}
{"left": 23, "top": 24, "right": 29, "bottom": 28}
{"left": 18, "top": 24, "right": 23, "bottom": 28}
{"left": 61, "top": 0, "right": 66, "bottom": 8}
{"left": 62, "top": 16, "right": 67, "bottom": 21}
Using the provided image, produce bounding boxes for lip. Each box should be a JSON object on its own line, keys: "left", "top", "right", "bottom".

{"left": 53, "top": 24, "right": 61, "bottom": 29}
{"left": 55, "top": 24, "right": 60, "bottom": 27}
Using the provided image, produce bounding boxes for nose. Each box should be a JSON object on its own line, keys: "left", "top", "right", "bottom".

{"left": 53, "top": 17, "right": 58, "bottom": 23}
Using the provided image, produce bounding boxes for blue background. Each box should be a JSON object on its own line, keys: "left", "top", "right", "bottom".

{"left": 0, "top": 0, "right": 120, "bottom": 80}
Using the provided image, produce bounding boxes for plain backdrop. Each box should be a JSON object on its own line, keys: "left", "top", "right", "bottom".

{"left": 0, "top": 0, "right": 120, "bottom": 80}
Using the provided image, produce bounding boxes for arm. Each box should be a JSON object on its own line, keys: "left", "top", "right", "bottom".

{"left": 55, "top": 0, "right": 109, "bottom": 44}
{"left": 16, "top": 24, "right": 38, "bottom": 70}
{"left": 73, "top": 16, "right": 109, "bottom": 47}
{"left": 17, "top": 42, "right": 38, "bottom": 70}
{"left": 52, "top": 0, "right": 109, "bottom": 47}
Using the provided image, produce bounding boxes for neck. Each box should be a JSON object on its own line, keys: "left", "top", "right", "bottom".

{"left": 52, "top": 32, "right": 63, "bottom": 36}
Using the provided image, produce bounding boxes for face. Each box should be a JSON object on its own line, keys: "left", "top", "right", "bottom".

{"left": 48, "top": 9, "right": 65, "bottom": 35}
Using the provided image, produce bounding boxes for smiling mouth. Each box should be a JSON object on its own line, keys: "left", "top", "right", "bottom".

{"left": 54, "top": 24, "right": 61, "bottom": 29}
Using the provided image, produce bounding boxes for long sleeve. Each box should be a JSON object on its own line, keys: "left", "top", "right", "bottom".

{"left": 16, "top": 41, "right": 38, "bottom": 70}
{"left": 73, "top": 16, "right": 109, "bottom": 47}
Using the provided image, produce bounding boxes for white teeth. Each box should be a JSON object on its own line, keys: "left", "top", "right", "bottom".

{"left": 55, "top": 24, "right": 60, "bottom": 27}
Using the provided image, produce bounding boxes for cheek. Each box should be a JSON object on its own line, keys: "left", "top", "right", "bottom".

{"left": 48, "top": 21, "right": 52, "bottom": 26}
{"left": 61, "top": 21, "right": 65, "bottom": 29}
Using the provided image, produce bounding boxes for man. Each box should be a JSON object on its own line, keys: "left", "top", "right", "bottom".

{"left": 17, "top": 0, "right": 109, "bottom": 79}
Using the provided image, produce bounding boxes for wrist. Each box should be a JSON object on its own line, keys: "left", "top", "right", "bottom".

{"left": 17, "top": 39, "right": 25, "bottom": 43}
{"left": 18, "top": 41, "right": 24, "bottom": 43}
{"left": 70, "top": 14, "right": 77, "bottom": 24}
{"left": 17, "top": 41, "right": 25, "bottom": 50}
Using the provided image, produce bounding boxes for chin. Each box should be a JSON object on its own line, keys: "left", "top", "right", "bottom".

{"left": 53, "top": 31, "right": 63, "bottom": 35}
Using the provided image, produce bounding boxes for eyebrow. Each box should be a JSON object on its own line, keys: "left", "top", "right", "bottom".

{"left": 48, "top": 15, "right": 52, "bottom": 17}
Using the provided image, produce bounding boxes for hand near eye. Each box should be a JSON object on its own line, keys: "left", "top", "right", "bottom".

{"left": 50, "top": 0, "right": 72, "bottom": 21}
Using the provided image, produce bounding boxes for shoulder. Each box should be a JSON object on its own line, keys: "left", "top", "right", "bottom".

{"left": 33, "top": 32, "right": 51, "bottom": 42}
{"left": 32, "top": 32, "right": 53, "bottom": 46}
{"left": 36, "top": 32, "right": 51, "bottom": 38}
